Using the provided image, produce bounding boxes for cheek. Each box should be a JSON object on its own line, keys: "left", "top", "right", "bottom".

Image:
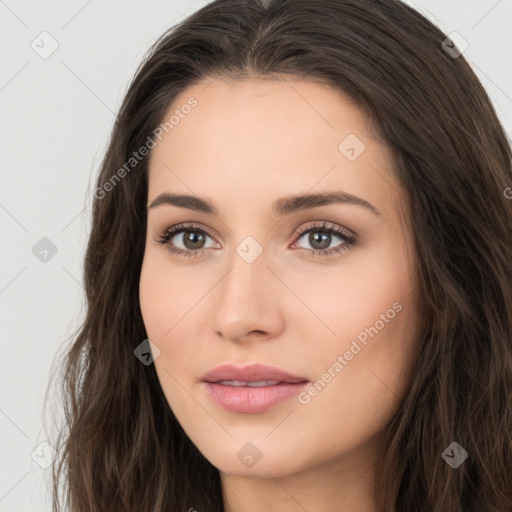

{"left": 139, "top": 260, "right": 168, "bottom": 337}
{"left": 139, "top": 255, "right": 201, "bottom": 411}
{"left": 291, "top": 283, "right": 421, "bottom": 463}
{"left": 290, "top": 240, "right": 415, "bottom": 346}
{"left": 292, "top": 237, "right": 421, "bottom": 402}
{"left": 138, "top": 251, "right": 211, "bottom": 377}
{"left": 139, "top": 250, "right": 198, "bottom": 337}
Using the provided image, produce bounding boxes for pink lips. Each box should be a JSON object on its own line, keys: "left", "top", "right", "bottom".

{"left": 201, "top": 363, "right": 309, "bottom": 414}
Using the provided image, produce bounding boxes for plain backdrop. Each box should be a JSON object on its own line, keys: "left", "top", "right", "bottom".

{"left": 1, "top": 1, "right": 511, "bottom": 510}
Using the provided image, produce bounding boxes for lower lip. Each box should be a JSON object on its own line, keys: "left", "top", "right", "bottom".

{"left": 203, "top": 381, "right": 309, "bottom": 413}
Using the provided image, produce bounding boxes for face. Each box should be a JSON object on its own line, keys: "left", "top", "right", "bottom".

{"left": 139, "top": 76, "right": 424, "bottom": 480}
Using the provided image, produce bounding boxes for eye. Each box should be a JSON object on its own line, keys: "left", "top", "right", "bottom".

{"left": 155, "top": 222, "right": 218, "bottom": 259}
{"left": 291, "top": 221, "right": 356, "bottom": 257}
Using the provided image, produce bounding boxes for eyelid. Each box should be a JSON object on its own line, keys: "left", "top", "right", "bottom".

{"left": 159, "top": 221, "right": 220, "bottom": 242}
{"left": 292, "top": 220, "right": 356, "bottom": 241}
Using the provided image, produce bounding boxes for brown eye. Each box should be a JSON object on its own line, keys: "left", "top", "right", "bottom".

{"left": 181, "top": 230, "right": 207, "bottom": 250}
{"left": 292, "top": 221, "right": 357, "bottom": 257}
{"left": 155, "top": 223, "right": 218, "bottom": 259}
{"left": 307, "top": 230, "right": 332, "bottom": 250}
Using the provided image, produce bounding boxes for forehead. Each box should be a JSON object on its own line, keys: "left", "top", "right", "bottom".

{"left": 147, "top": 76, "right": 403, "bottom": 219}
{"left": 158, "top": 75, "right": 374, "bottom": 148}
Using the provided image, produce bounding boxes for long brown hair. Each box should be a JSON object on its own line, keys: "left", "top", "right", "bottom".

{"left": 44, "top": 0, "right": 512, "bottom": 510}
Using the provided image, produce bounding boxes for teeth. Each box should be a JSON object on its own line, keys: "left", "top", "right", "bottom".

{"left": 218, "top": 379, "right": 281, "bottom": 387}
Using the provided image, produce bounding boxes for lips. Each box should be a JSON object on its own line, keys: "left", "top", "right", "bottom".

{"left": 201, "top": 363, "right": 308, "bottom": 385}
{"left": 201, "top": 363, "right": 309, "bottom": 413}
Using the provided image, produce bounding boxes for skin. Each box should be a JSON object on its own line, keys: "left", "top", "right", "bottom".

{"left": 139, "top": 75, "right": 425, "bottom": 512}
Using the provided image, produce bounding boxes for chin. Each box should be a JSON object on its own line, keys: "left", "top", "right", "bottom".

{"left": 195, "top": 437, "right": 313, "bottom": 479}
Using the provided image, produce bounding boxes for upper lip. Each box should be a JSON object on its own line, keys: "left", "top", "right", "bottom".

{"left": 201, "top": 363, "right": 309, "bottom": 384}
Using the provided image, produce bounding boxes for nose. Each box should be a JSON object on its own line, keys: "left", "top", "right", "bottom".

{"left": 211, "top": 247, "right": 285, "bottom": 344}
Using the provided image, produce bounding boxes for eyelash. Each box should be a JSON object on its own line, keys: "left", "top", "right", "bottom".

{"left": 154, "top": 221, "right": 356, "bottom": 259}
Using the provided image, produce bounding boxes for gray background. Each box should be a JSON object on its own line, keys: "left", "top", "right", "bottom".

{"left": 1, "top": 1, "right": 511, "bottom": 510}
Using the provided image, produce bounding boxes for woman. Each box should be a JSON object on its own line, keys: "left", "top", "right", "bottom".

{"left": 46, "top": 0, "right": 512, "bottom": 510}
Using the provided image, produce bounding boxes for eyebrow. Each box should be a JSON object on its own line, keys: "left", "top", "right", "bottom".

{"left": 148, "top": 190, "right": 381, "bottom": 217}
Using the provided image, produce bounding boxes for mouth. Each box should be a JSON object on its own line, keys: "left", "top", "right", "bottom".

{"left": 201, "top": 364, "right": 309, "bottom": 413}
